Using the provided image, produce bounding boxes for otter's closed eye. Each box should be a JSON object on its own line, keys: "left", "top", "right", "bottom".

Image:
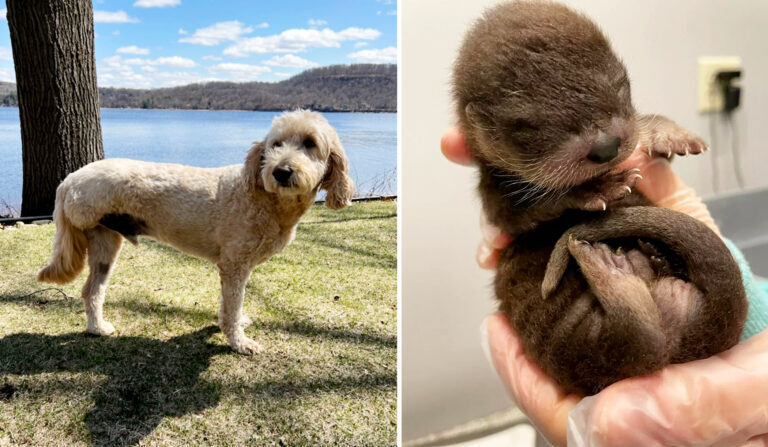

{"left": 303, "top": 138, "right": 316, "bottom": 149}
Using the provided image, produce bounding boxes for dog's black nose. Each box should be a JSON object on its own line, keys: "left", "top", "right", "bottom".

{"left": 587, "top": 133, "right": 621, "bottom": 164}
{"left": 273, "top": 166, "right": 293, "bottom": 185}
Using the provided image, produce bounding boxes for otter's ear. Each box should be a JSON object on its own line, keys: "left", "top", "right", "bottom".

{"left": 244, "top": 141, "right": 265, "bottom": 194}
{"left": 464, "top": 102, "right": 482, "bottom": 125}
{"left": 464, "top": 102, "right": 492, "bottom": 129}
{"left": 321, "top": 136, "right": 354, "bottom": 210}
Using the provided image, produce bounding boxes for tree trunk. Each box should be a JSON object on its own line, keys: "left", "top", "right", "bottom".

{"left": 7, "top": 0, "right": 103, "bottom": 216}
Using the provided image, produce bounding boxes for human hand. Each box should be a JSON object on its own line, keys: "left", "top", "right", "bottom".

{"left": 484, "top": 311, "right": 768, "bottom": 447}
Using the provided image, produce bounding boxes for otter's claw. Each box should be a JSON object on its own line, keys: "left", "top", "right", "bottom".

{"left": 574, "top": 169, "right": 639, "bottom": 212}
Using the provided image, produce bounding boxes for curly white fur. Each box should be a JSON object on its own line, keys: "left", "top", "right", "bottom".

{"left": 37, "top": 110, "right": 354, "bottom": 354}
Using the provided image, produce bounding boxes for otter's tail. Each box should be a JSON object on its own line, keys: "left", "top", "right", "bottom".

{"left": 37, "top": 188, "right": 88, "bottom": 284}
{"left": 538, "top": 206, "right": 746, "bottom": 393}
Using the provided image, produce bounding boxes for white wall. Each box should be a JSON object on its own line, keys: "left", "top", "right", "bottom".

{"left": 402, "top": 0, "right": 768, "bottom": 441}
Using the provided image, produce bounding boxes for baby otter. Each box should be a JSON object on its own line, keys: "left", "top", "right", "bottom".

{"left": 453, "top": 0, "right": 747, "bottom": 394}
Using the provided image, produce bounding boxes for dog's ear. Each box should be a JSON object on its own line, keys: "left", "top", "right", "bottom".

{"left": 321, "top": 135, "right": 354, "bottom": 210}
{"left": 244, "top": 141, "right": 265, "bottom": 194}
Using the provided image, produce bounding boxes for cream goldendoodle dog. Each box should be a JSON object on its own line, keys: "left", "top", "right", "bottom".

{"left": 38, "top": 110, "right": 354, "bottom": 354}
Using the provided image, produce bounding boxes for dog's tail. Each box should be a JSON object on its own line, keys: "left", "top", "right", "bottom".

{"left": 37, "top": 187, "right": 88, "bottom": 284}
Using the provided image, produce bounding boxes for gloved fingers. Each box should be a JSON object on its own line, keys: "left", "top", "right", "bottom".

{"left": 740, "top": 433, "right": 768, "bottom": 447}
{"left": 568, "top": 328, "right": 768, "bottom": 447}
{"left": 616, "top": 147, "right": 721, "bottom": 235}
{"left": 485, "top": 313, "right": 581, "bottom": 447}
{"left": 639, "top": 157, "right": 721, "bottom": 236}
{"left": 477, "top": 212, "right": 512, "bottom": 269}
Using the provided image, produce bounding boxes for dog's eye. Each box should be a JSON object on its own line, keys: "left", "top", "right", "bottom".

{"left": 303, "top": 138, "right": 316, "bottom": 149}
{"left": 273, "top": 141, "right": 282, "bottom": 148}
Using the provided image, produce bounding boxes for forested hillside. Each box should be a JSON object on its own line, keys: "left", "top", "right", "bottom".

{"left": 0, "top": 64, "right": 396, "bottom": 112}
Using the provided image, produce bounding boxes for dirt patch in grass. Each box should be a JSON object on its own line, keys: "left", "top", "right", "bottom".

{"left": 0, "top": 201, "right": 396, "bottom": 447}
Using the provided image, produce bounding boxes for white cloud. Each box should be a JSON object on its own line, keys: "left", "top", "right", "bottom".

{"left": 264, "top": 54, "right": 318, "bottom": 68}
{"left": 99, "top": 58, "right": 152, "bottom": 88}
{"left": 0, "top": 9, "right": 6, "bottom": 20}
{"left": 93, "top": 10, "right": 139, "bottom": 23}
{"left": 99, "top": 69, "right": 217, "bottom": 89}
{"left": 387, "top": 9, "right": 397, "bottom": 15}
{"left": 354, "top": 42, "right": 368, "bottom": 48}
{"left": 99, "top": 56, "right": 210, "bottom": 88}
{"left": 308, "top": 19, "right": 327, "bottom": 27}
{"left": 274, "top": 72, "right": 292, "bottom": 78}
{"left": 202, "top": 55, "right": 222, "bottom": 61}
{"left": 0, "top": 46, "right": 13, "bottom": 61}
{"left": 112, "top": 30, "right": 121, "bottom": 36}
{"left": 134, "top": 0, "right": 180, "bottom": 7}
{"left": 0, "top": 67, "right": 16, "bottom": 83}
{"left": 179, "top": 21, "right": 254, "bottom": 46}
{"left": 153, "top": 71, "right": 219, "bottom": 87}
{"left": 117, "top": 46, "right": 150, "bottom": 55}
{"left": 255, "top": 22, "right": 269, "bottom": 29}
{"left": 104, "top": 55, "right": 197, "bottom": 68}
{"left": 210, "top": 63, "right": 271, "bottom": 81}
{"left": 347, "top": 46, "right": 396, "bottom": 63}
{"left": 224, "top": 27, "right": 381, "bottom": 57}
{"left": 120, "top": 57, "right": 147, "bottom": 65}
{"left": 154, "top": 56, "right": 198, "bottom": 67}
{"left": 178, "top": 28, "right": 188, "bottom": 35}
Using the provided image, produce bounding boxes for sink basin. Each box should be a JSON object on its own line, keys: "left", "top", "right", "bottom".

{"left": 705, "top": 187, "right": 768, "bottom": 277}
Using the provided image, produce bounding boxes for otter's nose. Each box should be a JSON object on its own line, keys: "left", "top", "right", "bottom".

{"left": 273, "top": 165, "right": 293, "bottom": 186}
{"left": 587, "top": 133, "right": 621, "bottom": 164}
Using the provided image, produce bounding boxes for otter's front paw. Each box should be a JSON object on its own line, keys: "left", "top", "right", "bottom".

{"left": 575, "top": 169, "right": 642, "bottom": 211}
{"left": 639, "top": 118, "right": 708, "bottom": 158}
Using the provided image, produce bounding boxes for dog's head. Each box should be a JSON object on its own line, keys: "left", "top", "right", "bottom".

{"left": 245, "top": 110, "right": 354, "bottom": 209}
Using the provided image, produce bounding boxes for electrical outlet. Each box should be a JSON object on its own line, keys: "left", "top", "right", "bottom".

{"left": 698, "top": 56, "right": 742, "bottom": 112}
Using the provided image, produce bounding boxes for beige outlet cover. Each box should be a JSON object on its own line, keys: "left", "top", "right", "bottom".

{"left": 698, "top": 56, "right": 742, "bottom": 113}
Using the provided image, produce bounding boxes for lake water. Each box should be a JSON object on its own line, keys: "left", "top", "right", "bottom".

{"left": 0, "top": 108, "right": 396, "bottom": 213}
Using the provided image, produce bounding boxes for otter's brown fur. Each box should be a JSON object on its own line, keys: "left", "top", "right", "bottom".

{"left": 453, "top": 1, "right": 747, "bottom": 394}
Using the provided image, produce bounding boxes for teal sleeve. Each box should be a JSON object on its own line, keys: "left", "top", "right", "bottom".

{"left": 723, "top": 238, "right": 768, "bottom": 341}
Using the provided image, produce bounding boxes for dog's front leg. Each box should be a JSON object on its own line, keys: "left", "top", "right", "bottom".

{"left": 217, "top": 264, "right": 261, "bottom": 354}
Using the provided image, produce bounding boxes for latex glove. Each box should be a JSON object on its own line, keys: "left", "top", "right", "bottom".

{"left": 443, "top": 127, "right": 768, "bottom": 446}
{"left": 568, "top": 326, "right": 768, "bottom": 447}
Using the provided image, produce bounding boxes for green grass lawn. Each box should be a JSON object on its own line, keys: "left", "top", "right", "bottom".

{"left": 0, "top": 200, "right": 396, "bottom": 447}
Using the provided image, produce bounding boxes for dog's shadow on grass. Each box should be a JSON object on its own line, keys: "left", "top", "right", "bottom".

{"left": 0, "top": 325, "right": 228, "bottom": 447}
{"left": 0, "top": 293, "right": 397, "bottom": 446}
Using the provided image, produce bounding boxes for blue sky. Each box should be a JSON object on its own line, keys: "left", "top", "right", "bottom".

{"left": 0, "top": 0, "right": 396, "bottom": 88}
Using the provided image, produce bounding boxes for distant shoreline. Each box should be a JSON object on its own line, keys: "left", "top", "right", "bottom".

{"left": 0, "top": 106, "right": 397, "bottom": 113}
{"left": 0, "top": 64, "right": 396, "bottom": 113}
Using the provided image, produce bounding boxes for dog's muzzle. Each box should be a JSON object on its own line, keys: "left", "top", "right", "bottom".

{"left": 272, "top": 165, "right": 294, "bottom": 187}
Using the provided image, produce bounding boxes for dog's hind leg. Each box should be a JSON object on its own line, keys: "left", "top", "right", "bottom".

{"left": 218, "top": 264, "right": 261, "bottom": 354}
{"left": 82, "top": 226, "right": 123, "bottom": 336}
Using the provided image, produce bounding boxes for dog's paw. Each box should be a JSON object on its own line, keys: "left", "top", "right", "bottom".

{"left": 238, "top": 314, "right": 254, "bottom": 328}
{"left": 574, "top": 169, "right": 642, "bottom": 211}
{"left": 87, "top": 320, "right": 116, "bottom": 336}
{"left": 231, "top": 336, "right": 262, "bottom": 355}
{"left": 639, "top": 120, "right": 708, "bottom": 159}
